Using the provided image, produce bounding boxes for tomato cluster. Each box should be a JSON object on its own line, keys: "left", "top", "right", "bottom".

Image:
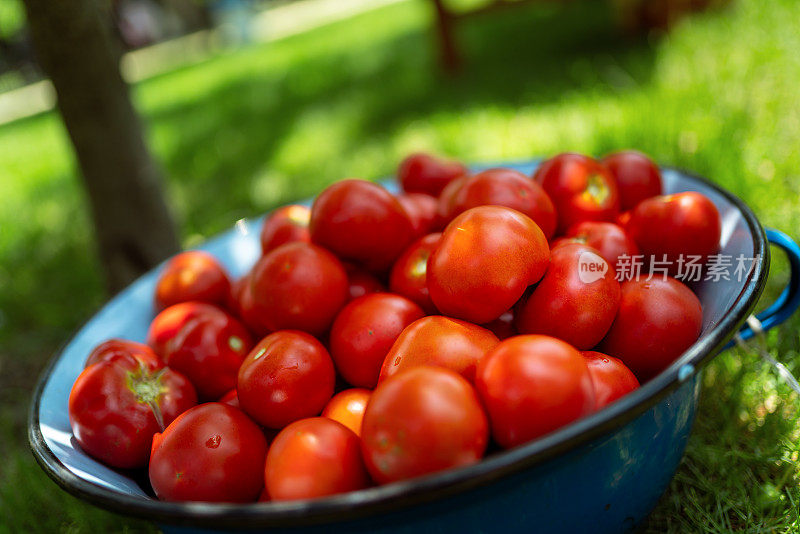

{"left": 68, "top": 150, "right": 719, "bottom": 503}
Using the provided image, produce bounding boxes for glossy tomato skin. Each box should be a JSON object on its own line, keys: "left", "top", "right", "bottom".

{"left": 329, "top": 293, "right": 424, "bottom": 388}
{"left": 534, "top": 153, "right": 620, "bottom": 235}
{"left": 447, "top": 168, "right": 558, "bottom": 240}
{"left": 361, "top": 366, "right": 488, "bottom": 484}
{"left": 398, "top": 153, "right": 467, "bottom": 197}
{"left": 581, "top": 351, "right": 640, "bottom": 408}
{"left": 154, "top": 251, "right": 231, "bottom": 310}
{"left": 260, "top": 205, "right": 311, "bottom": 254}
{"left": 321, "top": 388, "right": 371, "bottom": 437}
{"left": 163, "top": 309, "right": 253, "bottom": 400}
{"left": 601, "top": 150, "right": 663, "bottom": 211}
{"left": 627, "top": 192, "right": 721, "bottom": 267}
{"left": 310, "top": 179, "right": 415, "bottom": 272}
{"left": 265, "top": 417, "right": 369, "bottom": 501}
{"left": 379, "top": 315, "right": 499, "bottom": 384}
{"left": 344, "top": 264, "right": 386, "bottom": 301}
{"left": 600, "top": 277, "right": 703, "bottom": 381}
{"left": 250, "top": 242, "right": 348, "bottom": 336}
{"left": 476, "top": 335, "right": 595, "bottom": 448}
{"left": 389, "top": 233, "right": 441, "bottom": 314}
{"left": 147, "top": 301, "right": 223, "bottom": 357}
{"left": 428, "top": 206, "right": 549, "bottom": 324}
{"left": 516, "top": 243, "right": 621, "bottom": 350}
{"left": 436, "top": 174, "right": 471, "bottom": 227}
{"left": 560, "top": 221, "right": 639, "bottom": 273}
{"left": 237, "top": 331, "right": 335, "bottom": 429}
{"left": 397, "top": 193, "right": 439, "bottom": 237}
{"left": 219, "top": 389, "right": 240, "bottom": 409}
{"left": 149, "top": 403, "right": 267, "bottom": 503}
{"left": 69, "top": 353, "right": 197, "bottom": 469}
{"left": 85, "top": 338, "right": 162, "bottom": 370}
{"left": 232, "top": 272, "right": 271, "bottom": 337}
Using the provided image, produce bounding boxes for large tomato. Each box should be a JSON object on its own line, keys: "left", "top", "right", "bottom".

{"left": 534, "top": 153, "right": 620, "bottom": 234}
{"left": 557, "top": 221, "right": 639, "bottom": 273}
{"left": 581, "top": 351, "right": 640, "bottom": 408}
{"left": 329, "top": 293, "right": 424, "bottom": 388}
{"left": 388, "top": 232, "right": 441, "bottom": 314}
{"left": 149, "top": 403, "right": 267, "bottom": 502}
{"left": 69, "top": 352, "right": 197, "bottom": 469}
{"left": 260, "top": 204, "right": 311, "bottom": 254}
{"left": 321, "top": 388, "right": 371, "bottom": 437}
{"left": 427, "top": 206, "right": 550, "bottom": 324}
{"left": 397, "top": 192, "right": 440, "bottom": 237}
{"left": 85, "top": 338, "right": 162, "bottom": 370}
{"left": 476, "top": 335, "right": 595, "bottom": 448}
{"left": 250, "top": 242, "right": 348, "bottom": 336}
{"left": 146, "top": 301, "right": 223, "bottom": 357}
{"left": 515, "top": 243, "right": 621, "bottom": 350}
{"left": 265, "top": 417, "right": 369, "bottom": 501}
{"left": 310, "top": 179, "right": 415, "bottom": 272}
{"left": 601, "top": 150, "right": 663, "bottom": 211}
{"left": 237, "top": 331, "right": 335, "bottom": 429}
{"left": 379, "top": 315, "right": 499, "bottom": 384}
{"left": 361, "top": 366, "right": 488, "bottom": 484}
{"left": 398, "top": 153, "right": 467, "bottom": 197}
{"left": 344, "top": 264, "right": 386, "bottom": 301}
{"left": 600, "top": 277, "right": 703, "bottom": 381}
{"left": 154, "top": 251, "right": 231, "bottom": 310}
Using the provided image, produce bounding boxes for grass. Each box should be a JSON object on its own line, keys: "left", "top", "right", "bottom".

{"left": 1, "top": 0, "right": 799, "bottom": 531}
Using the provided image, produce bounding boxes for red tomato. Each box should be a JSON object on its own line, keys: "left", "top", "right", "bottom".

{"left": 260, "top": 205, "right": 311, "bottom": 254}
{"left": 265, "top": 417, "right": 369, "bottom": 501}
{"left": 149, "top": 403, "right": 267, "bottom": 503}
{"left": 616, "top": 210, "right": 632, "bottom": 229}
{"left": 600, "top": 277, "right": 703, "bottom": 381}
{"left": 69, "top": 352, "right": 197, "bottom": 469}
{"left": 601, "top": 150, "right": 663, "bottom": 211}
{"left": 329, "top": 293, "right": 424, "bottom": 388}
{"left": 321, "top": 388, "right": 371, "bottom": 437}
{"left": 398, "top": 153, "right": 467, "bottom": 197}
{"left": 397, "top": 192, "right": 439, "bottom": 237}
{"left": 344, "top": 264, "right": 386, "bottom": 301}
{"left": 250, "top": 242, "right": 348, "bottom": 336}
{"left": 447, "top": 168, "right": 558, "bottom": 240}
{"left": 560, "top": 221, "right": 639, "bottom": 273}
{"left": 219, "top": 389, "right": 240, "bottom": 409}
{"left": 310, "top": 179, "right": 415, "bottom": 272}
{"left": 361, "top": 366, "right": 488, "bottom": 484}
{"left": 154, "top": 251, "right": 231, "bottom": 310}
{"left": 237, "top": 331, "right": 335, "bottom": 429}
{"left": 428, "top": 206, "right": 549, "bottom": 324}
{"left": 147, "top": 301, "right": 223, "bottom": 357}
{"left": 482, "top": 310, "right": 517, "bottom": 340}
{"left": 232, "top": 272, "right": 271, "bottom": 337}
{"left": 379, "top": 315, "right": 499, "bottom": 384}
{"left": 163, "top": 309, "right": 253, "bottom": 400}
{"left": 626, "top": 192, "right": 721, "bottom": 268}
{"left": 534, "top": 153, "right": 620, "bottom": 234}
{"left": 581, "top": 351, "right": 639, "bottom": 408}
{"left": 475, "top": 335, "right": 595, "bottom": 448}
{"left": 436, "top": 174, "right": 471, "bottom": 226}
{"left": 85, "top": 338, "right": 162, "bottom": 370}
{"left": 389, "top": 232, "right": 441, "bottom": 314}
{"left": 516, "top": 243, "right": 621, "bottom": 350}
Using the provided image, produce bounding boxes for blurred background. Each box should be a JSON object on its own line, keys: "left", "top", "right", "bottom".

{"left": 1, "top": 0, "right": 799, "bottom": 531}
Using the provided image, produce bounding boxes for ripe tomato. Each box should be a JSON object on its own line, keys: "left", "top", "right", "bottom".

{"left": 146, "top": 301, "right": 222, "bottom": 357}
{"left": 446, "top": 168, "right": 558, "bottom": 240}
{"left": 85, "top": 338, "right": 162, "bottom": 370}
{"left": 601, "top": 150, "right": 662, "bottom": 211}
{"left": 344, "top": 264, "right": 386, "bottom": 301}
{"left": 69, "top": 352, "right": 197, "bottom": 469}
{"left": 558, "top": 221, "right": 639, "bottom": 273}
{"left": 163, "top": 309, "right": 253, "bottom": 400}
{"left": 361, "top": 366, "right": 488, "bottom": 484}
{"left": 219, "top": 389, "right": 240, "bottom": 409}
{"left": 436, "top": 174, "right": 471, "bottom": 227}
{"left": 428, "top": 206, "right": 549, "bottom": 324}
{"left": 476, "top": 335, "right": 595, "bottom": 448}
{"left": 534, "top": 153, "right": 620, "bottom": 234}
{"left": 237, "top": 331, "right": 335, "bottom": 429}
{"left": 149, "top": 403, "right": 267, "bottom": 502}
{"left": 397, "top": 192, "right": 439, "bottom": 237}
{"left": 310, "top": 179, "right": 415, "bottom": 272}
{"left": 581, "top": 351, "right": 639, "bottom": 408}
{"left": 265, "top": 417, "right": 369, "bottom": 501}
{"left": 154, "top": 251, "right": 231, "bottom": 310}
{"left": 329, "top": 293, "right": 424, "bottom": 388}
{"left": 389, "top": 232, "right": 441, "bottom": 314}
{"left": 250, "top": 242, "right": 348, "bottom": 336}
{"left": 515, "top": 243, "right": 621, "bottom": 350}
{"left": 600, "top": 277, "right": 703, "bottom": 381}
{"left": 230, "top": 272, "right": 271, "bottom": 337}
{"left": 398, "top": 153, "right": 467, "bottom": 197}
{"left": 321, "top": 388, "right": 371, "bottom": 437}
{"left": 626, "top": 192, "right": 721, "bottom": 268}
{"left": 482, "top": 310, "right": 517, "bottom": 340}
{"left": 379, "top": 315, "right": 499, "bottom": 384}
{"left": 260, "top": 204, "right": 311, "bottom": 254}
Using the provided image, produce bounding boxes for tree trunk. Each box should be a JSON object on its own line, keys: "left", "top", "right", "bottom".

{"left": 23, "top": 0, "right": 180, "bottom": 294}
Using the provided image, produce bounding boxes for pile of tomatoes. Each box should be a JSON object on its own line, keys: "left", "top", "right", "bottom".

{"left": 68, "top": 150, "right": 721, "bottom": 503}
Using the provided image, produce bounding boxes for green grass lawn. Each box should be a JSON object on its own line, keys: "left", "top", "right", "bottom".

{"left": 1, "top": 0, "right": 799, "bottom": 531}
